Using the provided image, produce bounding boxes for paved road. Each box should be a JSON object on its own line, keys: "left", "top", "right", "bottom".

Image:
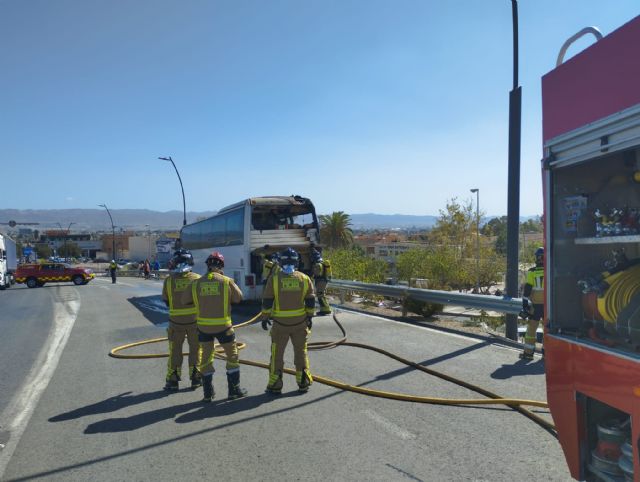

{"left": 0, "top": 284, "right": 56, "bottom": 446}
{"left": 1, "top": 277, "right": 571, "bottom": 481}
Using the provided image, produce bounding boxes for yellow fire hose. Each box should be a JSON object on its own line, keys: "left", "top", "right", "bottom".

{"left": 597, "top": 264, "right": 640, "bottom": 323}
{"left": 109, "top": 310, "right": 555, "bottom": 435}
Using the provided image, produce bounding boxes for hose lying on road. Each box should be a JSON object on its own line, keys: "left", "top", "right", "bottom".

{"left": 109, "top": 310, "right": 555, "bottom": 435}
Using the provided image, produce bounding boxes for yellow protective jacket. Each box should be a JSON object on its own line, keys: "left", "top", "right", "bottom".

{"left": 192, "top": 269, "right": 243, "bottom": 331}
{"left": 262, "top": 271, "right": 316, "bottom": 325}
{"left": 524, "top": 266, "right": 544, "bottom": 305}
{"left": 312, "top": 259, "right": 332, "bottom": 280}
{"left": 162, "top": 271, "right": 201, "bottom": 324}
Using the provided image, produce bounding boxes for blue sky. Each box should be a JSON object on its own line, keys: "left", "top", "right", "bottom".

{"left": 1, "top": 1, "right": 638, "bottom": 217}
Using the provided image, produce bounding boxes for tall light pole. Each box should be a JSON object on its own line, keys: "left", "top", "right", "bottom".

{"left": 56, "top": 222, "right": 75, "bottom": 261}
{"left": 145, "top": 224, "right": 151, "bottom": 260}
{"left": 470, "top": 188, "right": 480, "bottom": 292}
{"left": 98, "top": 204, "right": 116, "bottom": 261}
{"left": 158, "top": 156, "right": 187, "bottom": 226}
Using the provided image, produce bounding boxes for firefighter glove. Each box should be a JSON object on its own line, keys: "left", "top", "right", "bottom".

{"left": 306, "top": 317, "right": 313, "bottom": 329}
{"left": 261, "top": 318, "right": 272, "bottom": 331}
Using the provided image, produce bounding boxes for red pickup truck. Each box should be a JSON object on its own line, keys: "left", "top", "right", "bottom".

{"left": 14, "top": 263, "right": 95, "bottom": 288}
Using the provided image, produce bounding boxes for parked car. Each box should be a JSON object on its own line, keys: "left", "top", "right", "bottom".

{"left": 14, "top": 263, "right": 95, "bottom": 288}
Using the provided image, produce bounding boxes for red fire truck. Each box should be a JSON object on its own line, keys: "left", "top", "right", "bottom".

{"left": 542, "top": 15, "right": 640, "bottom": 481}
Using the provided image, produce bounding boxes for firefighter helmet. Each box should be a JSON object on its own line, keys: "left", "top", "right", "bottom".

{"left": 535, "top": 247, "right": 544, "bottom": 265}
{"left": 170, "top": 249, "right": 194, "bottom": 272}
{"left": 280, "top": 247, "right": 299, "bottom": 274}
{"left": 206, "top": 251, "right": 225, "bottom": 269}
{"left": 310, "top": 247, "right": 322, "bottom": 263}
{"left": 268, "top": 252, "right": 280, "bottom": 264}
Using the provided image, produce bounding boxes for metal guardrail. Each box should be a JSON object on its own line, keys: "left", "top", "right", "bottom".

{"left": 328, "top": 279, "right": 523, "bottom": 315}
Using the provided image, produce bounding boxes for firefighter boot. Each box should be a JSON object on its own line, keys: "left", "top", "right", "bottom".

{"left": 297, "top": 369, "right": 313, "bottom": 394}
{"left": 227, "top": 370, "right": 248, "bottom": 400}
{"left": 202, "top": 374, "right": 214, "bottom": 403}
{"left": 163, "top": 370, "right": 180, "bottom": 391}
{"left": 190, "top": 366, "right": 202, "bottom": 389}
{"left": 265, "top": 370, "right": 283, "bottom": 395}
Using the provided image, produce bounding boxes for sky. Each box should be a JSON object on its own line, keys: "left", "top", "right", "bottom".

{"left": 1, "top": 1, "right": 638, "bottom": 217}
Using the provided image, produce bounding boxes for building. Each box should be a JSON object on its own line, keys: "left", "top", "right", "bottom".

{"left": 39, "top": 230, "right": 103, "bottom": 258}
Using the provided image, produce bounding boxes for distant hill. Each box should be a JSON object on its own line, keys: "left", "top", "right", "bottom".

{"left": 348, "top": 213, "right": 438, "bottom": 229}
{"left": 0, "top": 209, "right": 216, "bottom": 232}
{"left": 0, "top": 209, "right": 541, "bottom": 233}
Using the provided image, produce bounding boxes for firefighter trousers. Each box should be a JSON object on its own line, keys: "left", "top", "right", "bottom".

{"left": 523, "top": 304, "right": 543, "bottom": 355}
{"left": 268, "top": 321, "right": 310, "bottom": 386}
{"left": 166, "top": 321, "right": 200, "bottom": 379}
{"left": 314, "top": 279, "right": 331, "bottom": 314}
{"left": 197, "top": 326, "right": 240, "bottom": 376}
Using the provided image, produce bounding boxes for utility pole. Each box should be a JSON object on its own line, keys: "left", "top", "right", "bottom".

{"left": 56, "top": 222, "right": 75, "bottom": 261}
{"left": 470, "top": 189, "right": 480, "bottom": 292}
{"left": 505, "top": 0, "right": 522, "bottom": 340}
{"left": 98, "top": 204, "right": 116, "bottom": 261}
{"left": 158, "top": 156, "right": 187, "bottom": 226}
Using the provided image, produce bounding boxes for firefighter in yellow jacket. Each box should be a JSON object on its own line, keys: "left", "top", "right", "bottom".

{"left": 311, "top": 247, "right": 332, "bottom": 315}
{"left": 261, "top": 247, "right": 316, "bottom": 394}
{"left": 162, "top": 249, "right": 202, "bottom": 391}
{"left": 193, "top": 251, "right": 247, "bottom": 402}
{"left": 520, "top": 247, "right": 545, "bottom": 360}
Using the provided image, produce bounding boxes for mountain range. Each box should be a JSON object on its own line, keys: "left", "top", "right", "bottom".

{"left": 0, "top": 209, "right": 537, "bottom": 232}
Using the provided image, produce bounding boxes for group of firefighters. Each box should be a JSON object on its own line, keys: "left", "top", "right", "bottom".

{"left": 161, "top": 246, "right": 332, "bottom": 402}
{"left": 160, "top": 242, "right": 543, "bottom": 402}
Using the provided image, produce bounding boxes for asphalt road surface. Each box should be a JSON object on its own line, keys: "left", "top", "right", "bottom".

{"left": 0, "top": 276, "right": 571, "bottom": 481}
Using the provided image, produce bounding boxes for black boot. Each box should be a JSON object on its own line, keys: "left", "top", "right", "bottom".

{"left": 297, "top": 370, "right": 312, "bottom": 393}
{"left": 163, "top": 370, "right": 180, "bottom": 391}
{"left": 202, "top": 374, "right": 214, "bottom": 403}
{"left": 227, "top": 370, "right": 247, "bottom": 400}
{"left": 190, "top": 366, "right": 202, "bottom": 389}
{"left": 265, "top": 370, "right": 283, "bottom": 395}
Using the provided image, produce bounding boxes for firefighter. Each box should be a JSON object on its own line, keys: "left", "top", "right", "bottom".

{"left": 261, "top": 247, "right": 316, "bottom": 394}
{"left": 261, "top": 252, "right": 280, "bottom": 283}
{"left": 311, "top": 247, "right": 332, "bottom": 315}
{"left": 109, "top": 260, "right": 118, "bottom": 284}
{"left": 193, "top": 251, "right": 247, "bottom": 402}
{"left": 161, "top": 249, "right": 202, "bottom": 391}
{"left": 520, "top": 247, "right": 545, "bottom": 360}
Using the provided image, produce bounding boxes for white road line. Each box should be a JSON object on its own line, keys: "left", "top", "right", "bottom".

{"left": 363, "top": 409, "right": 416, "bottom": 440}
{"left": 0, "top": 292, "right": 80, "bottom": 479}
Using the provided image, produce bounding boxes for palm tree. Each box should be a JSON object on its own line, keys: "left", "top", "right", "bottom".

{"left": 319, "top": 211, "right": 354, "bottom": 248}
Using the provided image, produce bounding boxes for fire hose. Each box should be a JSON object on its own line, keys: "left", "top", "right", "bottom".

{"left": 109, "top": 310, "right": 556, "bottom": 435}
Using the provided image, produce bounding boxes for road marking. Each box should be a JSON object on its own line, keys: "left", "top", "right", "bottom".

{"left": 363, "top": 409, "right": 416, "bottom": 440}
{"left": 0, "top": 291, "right": 80, "bottom": 479}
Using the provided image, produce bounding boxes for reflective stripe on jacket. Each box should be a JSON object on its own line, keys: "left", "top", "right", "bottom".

{"left": 525, "top": 266, "right": 544, "bottom": 304}
{"left": 162, "top": 272, "right": 200, "bottom": 323}
{"left": 192, "top": 270, "right": 243, "bottom": 327}
{"left": 273, "top": 273, "right": 309, "bottom": 318}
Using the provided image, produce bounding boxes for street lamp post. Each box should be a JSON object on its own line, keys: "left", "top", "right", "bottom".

{"left": 470, "top": 188, "right": 480, "bottom": 292}
{"left": 145, "top": 224, "right": 151, "bottom": 260}
{"left": 98, "top": 204, "right": 116, "bottom": 261}
{"left": 56, "top": 222, "right": 75, "bottom": 261}
{"left": 158, "top": 156, "right": 187, "bottom": 226}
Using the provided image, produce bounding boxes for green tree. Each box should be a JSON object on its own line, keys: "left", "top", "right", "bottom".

{"left": 58, "top": 242, "right": 81, "bottom": 258}
{"left": 319, "top": 211, "right": 354, "bottom": 249}
{"left": 36, "top": 243, "right": 52, "bottom": 259}
{"left": 325, "top": 247, "right": 387, "bottom": 283}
